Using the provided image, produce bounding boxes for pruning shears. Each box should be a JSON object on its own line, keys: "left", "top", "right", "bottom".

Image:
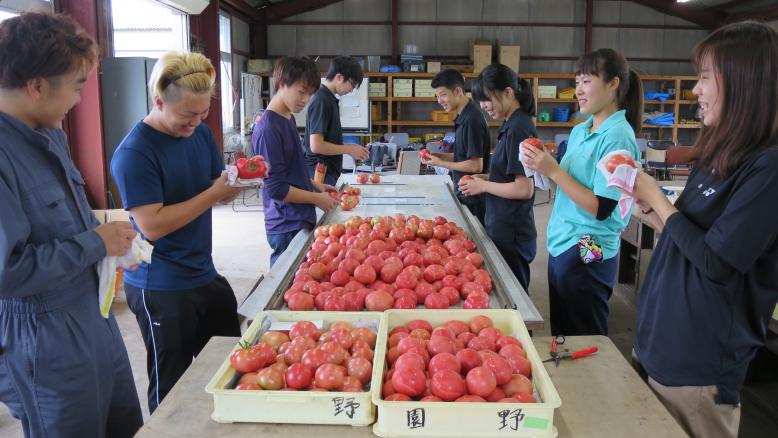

{"left": 542, "top": 335, "right": 598, "bottom": 367}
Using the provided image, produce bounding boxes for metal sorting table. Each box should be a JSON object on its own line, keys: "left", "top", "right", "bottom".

{"left": 239, "top": 174, "right": 543, "bottom": 330}
{"left": 136, "top": 335, "right": 687, "bottom": 438}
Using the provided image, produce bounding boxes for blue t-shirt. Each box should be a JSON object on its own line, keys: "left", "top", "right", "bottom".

{"left": 546, "top": 110, "right": 638, "bottom": 260}
{"left": 110, "top": 121, "right": 221, "bottom": 291}
{"left": 252, "top": 109, "right": 316, "bottom": 235}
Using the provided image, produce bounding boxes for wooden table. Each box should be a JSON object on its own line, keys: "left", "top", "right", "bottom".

{"left": 137, "top": 336, "right": 686, "bottom": 438}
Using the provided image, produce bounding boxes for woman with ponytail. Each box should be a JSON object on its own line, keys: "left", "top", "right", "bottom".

{"left": 523, "top": 48, "right": 642, "bottom": 336}
{"left": 459, "top": 63, "right": 537, "bottom": 292}
{"left": 628, "top": 22, "right": 778, "bottom": 438}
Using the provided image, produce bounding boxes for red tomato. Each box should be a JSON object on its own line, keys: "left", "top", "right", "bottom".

{"left": 407, "top": 320, "right": 433, "bottom": 332}
{"left": 502, "top": 374, "right": 533, "bottom": 397}
{"left": 420, "top": 395, "right": 442, "bottom": 402}
{"left": 467, "top": 336, "right": 496, "bottom": 352}
{"left": 439, "top": 286, "right": 460, "bottom": 305}
{"left": 504, "top": 353, "right": 532, "bottom": 378}
{"left": 351, "top": 327, "right": 377, "bottom": 349}
{"left": 395, "top": 270, "right": 418, "bottom": 289}
{"left": 433, "top": 225, "right": 451, "bottom": 241}
{"left": 414, "top": 281, "right": 435, "bottom": 302}
{"left": 428, "top": 352, "right": 461, "bottom": 375}
{"left": 287, "top": 292, "right": 314, "bottom": 311}
{"left": 397, "top": 336, "right": 426, "bottom": 354}
{"left": 486, "top": 387, "right": 507, "bottom": 402}
{"left": 409, "top": 328, "right": 431, "bottom": 340}
{"left": 499, "top": 344, "right": 527, "bottom": 359}
{"left": 289, "top": 321, "right": 320, "bottom": 342}
{"left": 370, "top": 173, "right": 381, "bottom": 183}
{"left": 513, "top": 392, "right": 537, "bottom": 403}
{"left": 457, "top": 331, "right": 476, "bottom": 346}
{"left": 465, "top": 366, "right": 497, "bottom": 397}
{"left": 394, "top": 352, "right": 427, "bottom": 371}
{"left": 423, "top": 264, "right": 446, "bottom": 283}
{"left": 496, "top": 335, "right": 522, "bottom": 351}
{"left": 391, "top": 367, "right": 426, "bottom": 397}
{"left": 230, "top": 343, "right": 265, "bottom": 373}
{"left": 478, "top": 327, "right": 504, "bottom": 343}
{"left": 315, "top": 363, "right": 346, "bottom": 390}
{"left": 482, "top": 356, "right": 513, "bottom": 385}
{"left": 427, "top": 335, "right": 455, "bottom": 355}
{"left": 463, "top": 293, "right": 490, "bottom": 309}
{"left": 353, "top": 264, "right": 377, "bottom": 284}
{"left": 346, "top": 357, "right": 373, "bottom": 385}
{"left": 465, "top": 252, "right": 484, "bottom": 268}
{"left": 460, "top": 175, "right": 474, "bottom": 182}
{"left": 605, "top": 153, "right": 637, "bottom": 173}
{"left": 257, "top": 367, "right": 284, "bottom": 390}
{"left": 456, "top": 348, "right": 483, "bottom": 374}
{"left": 523, "top": 137, "right": 543, "bottom": 150}
{"left": 384, "top": 393, "right": 411, "bottom": 401}
{"left": 455, "top": 395, "right": 487, "bottom": 402}
{"left": 469, "top": 315, "right": 494, "bottom": 334}
{"left": 356, "top": 173, "right": 369, "bottom": 184}
{"left": 284, "top": 363, "right": 313, "bottom": 389}
{"left": 236, "top": 156, "right": 268, "bottom": 179}
{"left": 424, "top": 293, "right": 450, "bottom": 309}
{"left": 364, "top": 290, "right": 394, "bottom": 310}
{"left": 430, "top": 370, "right": 465, "bottom": 401}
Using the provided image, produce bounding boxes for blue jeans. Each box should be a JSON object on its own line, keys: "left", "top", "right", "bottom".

{"left": 492, "top": 238, "right": 536, "bottom": 293}
{"left": 267, "top": 230, "right": 301, "bottom": 267}
{"left": 548, "top": 244, "right": 618, "bottom": 336}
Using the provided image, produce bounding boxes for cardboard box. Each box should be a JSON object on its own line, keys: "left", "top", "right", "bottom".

{"left": 538, "top": 85, "right": 557, "bottom": 99}
{"left": 470, "top": 39, "right": 492, "bottom": 73}
{"left": 371, "top": 103, "right": 381, "bottom": 120}
{"left": 247, "top": 59, "right": 273, "bottom": 74}
{"left": 415, "top": 91, "right": 436, "bottom": 98}
{"left": 427, "top": 61, "right": 441, "bottom": 73}
{"left": 393, "top": 78, "right": 413, "bottom": 86}
{"left": 393, "top": 89, "right": 413, "bottom": 97}
{"left": 431, "top": 110, "right": 456, "bottom": 122}
{"left": 498, "top": 44, "right": 520, "bottom": 73}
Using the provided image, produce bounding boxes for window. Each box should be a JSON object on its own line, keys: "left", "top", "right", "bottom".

{"left": 219, "top": 13, "right": 235, "bottom": 131}
{"left": 0, "top": 9, "right": 19, "bottom": 22}
{"left": 111, "top": 0, "right": 188, "bottom": 58}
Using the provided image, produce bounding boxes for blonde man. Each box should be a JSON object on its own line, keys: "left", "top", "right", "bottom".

{"left": 110, "top": 51, "right": 242, "bottom": 413}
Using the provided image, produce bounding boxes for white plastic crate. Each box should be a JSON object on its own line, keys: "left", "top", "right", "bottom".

{"left": 206, "top": 310, "right": 385, "bottom": 426}
{"left": 372, "top": 309, "right": 561, "bottom": 437}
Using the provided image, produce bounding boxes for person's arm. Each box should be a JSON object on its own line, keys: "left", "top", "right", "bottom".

{"left": 128, "top": 177, "right": 235, "bottom": 241}
{"left": 309, "top": 134, "right": 369, "bottom": 160}
{"left": 479, "top": 175, "right": 534, "bottom": 200}
{"left": 633, "top": 158, "right": 778, "bottom": 283}
{"left": 459, "top": 128, "right": 533, "bottom": 200}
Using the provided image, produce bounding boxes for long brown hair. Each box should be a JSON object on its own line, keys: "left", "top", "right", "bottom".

{"left": 690, "top": 21, "right": 778, "bottom": 178}
{"left": 575, "top": 49, "right": 643, "bottom": 133}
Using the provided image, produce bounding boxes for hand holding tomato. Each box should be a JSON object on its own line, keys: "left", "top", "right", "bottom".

{"left": 314, "top": 192, "right": 339, "bottom": 212}
{"left": 521, "top": 141, "right": 559, "bottom": 177}
{"left": 459, "top": 175, "right": 487, "bottom": 196}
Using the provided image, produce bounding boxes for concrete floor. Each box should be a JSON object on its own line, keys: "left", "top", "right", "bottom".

{"left": 1, "top": 193, "right": 776, "bottom": 436}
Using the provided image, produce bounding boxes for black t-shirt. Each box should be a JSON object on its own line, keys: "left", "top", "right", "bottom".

{"left": 304, "top": 85, "right": 343, "bottom": 176}
{"left": 452, "top": 99, "right": 490, "bottom": 190}
{"left": 635, "top": 148, "right": 778, "bottom": 405}
{"left": 484, "top": 109, "right": 538, "bottom": 243}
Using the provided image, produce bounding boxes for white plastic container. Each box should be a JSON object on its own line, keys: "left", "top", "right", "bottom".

{"left": 206, "top": 310, "right": 385, "bottom": 426}
{"left": 372, "top": 309, "right": 561, "bottom": 437}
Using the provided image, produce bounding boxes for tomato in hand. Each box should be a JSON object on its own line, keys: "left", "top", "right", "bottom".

{"left": 605, "top": 154, "right": 637, "bottom": 173}
{"left": 523, "top": 137, "right": 544, "bottom": 150}
{"left": 236, "top": 156, "right": 268, "bottom": 179}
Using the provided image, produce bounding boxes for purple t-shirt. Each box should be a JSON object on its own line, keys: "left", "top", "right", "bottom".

{"left": 252, "top": 109, "right": 316, "bottom": 234}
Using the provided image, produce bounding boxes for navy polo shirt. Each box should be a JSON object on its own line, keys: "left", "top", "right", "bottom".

{"left": 253, "top": 109, "right": 317, "bottom": 235}
{"left": 452, "top": 99, "right": 490, "bottom": 190}
{"left": 635, "top": 148, "right": 778, "bottom": 404}
{"left": 484, "top": 109, "right": 537, "bottom": 243}
{"left": 111, "top": 122, "right": 221, "bottom": 291}
{"left": 304, "top": 85, "right": 343, "bottom": 178}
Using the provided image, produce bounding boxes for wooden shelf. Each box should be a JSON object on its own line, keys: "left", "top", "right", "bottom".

{"left": 392, "top": 97, "right": 438, "bottom": 102}
{"left": 538, "top": 98, "right": 577, "bottom": 103}
{"left": 536, "top": 121, "right": 577, "bottom": 127}
{"left": 644, "top": 99, "right": 675, "bottom": 104}
{"left": 677, "top": 100, "right": 697, "bottom": 104}
{"left": 641, "top": 124, "right": 672, "bottom": 129}
{"left": 370, "top": 97, "right": 388, "bottom": 101}
{"left": 372, "top": 120, "right": 389, "bottom": 126}
{"left": 677, "top": 123, "right": 701, "bottom": 129}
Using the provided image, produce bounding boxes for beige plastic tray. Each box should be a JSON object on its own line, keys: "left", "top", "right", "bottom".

{"left": 206, "top": 310, "right": 384, "bottom": 426}
{"left": 371, "top": 309, "right": 561, "bottom": 437}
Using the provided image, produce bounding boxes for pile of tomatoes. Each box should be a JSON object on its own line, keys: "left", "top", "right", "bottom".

{"left": 356, "top": 173, "right": 381, "bottom": 184}
{"left": 232, "top": 320, "right": 378, "bottom": 392}
{"left": 381, "top": 315, "right": 537, "bottom": 403}
{"left": 282, "top": 215, "right": 493, "bottom": 312}
{"left": 329, "top": 186, "right": 361, "bottom": 211}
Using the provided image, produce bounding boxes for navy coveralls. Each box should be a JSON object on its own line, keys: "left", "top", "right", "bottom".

{"left": 0, "top": 112, "right": 143, "bottom": 438}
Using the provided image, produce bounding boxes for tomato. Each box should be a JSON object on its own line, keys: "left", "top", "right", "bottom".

{"left": 460, "top": 175, "right": 474, "bottom": 182}
{"left": 467, "top": 336, "right": 496, "bottom": 352}
{"left": 431, "top": 327, "right": 455, "bottom": 339}
{"left": 257, "top": 367, "right": 284, "bottom": 390}
{"left": 393, "top": 288, "right": 417, "bottom": 303}
{"left": 384, "top": 393, "right": 411, "bottom": 401}
{"left": 389, "top": 332, "right": 410, "bottom": 348}
{"left": 423, "top": 264, "right": 446, "bottom": 283}
{"left": 439, "top": 286, "right": 460, "bottom": 305}
{"left": 291, "top": 336, "right": 316, "bottom": 350}
{"left": 605, "top": 153, "right": 638, "bottom": 173}
{"left": 397, "top": 336, "right": 426, "bottom": 354}
{"left": 513, "top": 392, "right": 537, "bottom": 403}
{"left": 457, "top": 331, "right": 476, "bottom": 345}
{"left": 351, "top": 327, "right": 377, "bottom": 349}
{"left": 395, "top": 270, "right": 418, "bottom": 289}
{"left": 427, "top": 335, "right": 455, "bottom": 355}
{"left": 236, "top": 156, "right": 268, "bottom": 179}
{"left": 301, "top": 348, "right": 328, "bottom": 371}
{"left": 434, "top": 216, "right": 447, "bottom": 225}
{"left": 340, "top": 195, "right": 358, "bottom": 211}
{"left": 290, "top": 321, "right": 320, "bottom": 341}
{"left": 238, "top": 372, "right": 259, "bottom": 385}
{"left": 499, "top": 344, "right": 527, "bottom": 359}
{"left": 230, "top": 343, "right": 267, "bottom": 373}
{"left": 346, "top": 357, "right": 373, "bottom": 385}
{"left": 329, "top": 329, "right": 354, "bottom": 350}
{"left": 465, "top": 252, "right": 483, "bottom": 268}
{"left": 235, "top": 382, "right": 262, "bottom": 390}
{"left": 478, "top": 327, "right": 504, "bottom": 343}
{"left": 469, "top": 315, "right": 494, "bottom": 334}
{"left": 482, "top": 356, "right": 512, "bottom": 385}
{"left": 504, "top": 353, "right": 532, "bottom": 378}
{"left": 424, "top": 292, "right": 449, "bottom": 309}
{"left": 283, "top": 343, "right": 307, "bottom": 365}
{"left": 433, "top": 225, "right": 451, "bottom": 240}
{"left": 394, "top": 352, "right": 426, "bottom": 371}
{"left": 430, "top": 370, "right": 465, "bottom": 401}
{"left": 386, "top": 347, "right": 402, "bottom": 367}
{"left": 419, "top": 148, "right": 431, "bottom": 160}
{"left": 428, "top": 352, "right": 461, "bottom": 375}
{"left": 287, "top": 292, "right": 314, "bottom": 310}
{"left": 523, "top": 137, "right": 544, "bottom": 150}
{"left": 328, "top": 269, "right": 349, "bottom": 287}
{"left": 455, "top": 395, "right": 487, "bottom": 402}
{"left": 420, "top": 395, "right": 442, "bottom": 402}
{"left": 463, "top": 293, "right": 490, "bottom": 309}
{"left": 407, "top": 320, "right": 433, "bottom": 332}
{"left": 329, "top": 191, "right": 342, "bottom": 201}
{"left": 444, "top": 320, "right": 470, "bottom": 336}
{"left": 465, "top": 366, "right": 497, "bottom": 397}
{"left": 486, "top": 387, "right": 506, "bottom": 402}
{"left": 391, "top": 367, "right": 426, "bottom": 397}
{"left": 353, "top": 264, "right": 377, "bottom": 284}
{"left": 315, "top": 363, "right": 346, "bottom": 390}
{"left": 370, "top": 173, "right": 381, "bottom": 183}
{"left": 356, "top": 173, "right": 369, "bottom": 184}
{"left": 250, "top": 342, "right": 277, "bottom": 367}
{"left": 284, "top": 363, "right": 313, "bottom": 389}
{"left": 502, "top": 374, "right": 533, "bottom": 397}
{"left": 414, "top": 281, "right": 435, "bottom": 302}
{"left": 363, "top": 290, "right": 393, "bottom": 310}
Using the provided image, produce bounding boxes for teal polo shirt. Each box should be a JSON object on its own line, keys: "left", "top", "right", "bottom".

{"left": 547, "top": 110, "right": 639, "bottom": 260}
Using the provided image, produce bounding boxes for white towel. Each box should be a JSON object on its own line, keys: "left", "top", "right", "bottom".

{"left": 224, "top": 165, "right": 265, "bottom": 187}
{"left": 518, "top": 143, "right": 551, "bottom": 191}
{"left": 595, "top": 149, "right": 640, "bottom": 219}
{"left": 97, "top": 236, "right": 153, "bottom": 318}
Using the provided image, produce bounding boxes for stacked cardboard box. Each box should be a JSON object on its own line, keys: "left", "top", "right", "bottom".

{"left": 414, "top": 79, "right": 435, "bottom": 97}
{"left": 470, "top": 39, "right": 492, "bottom": 73}
{"left": 369, "top": 82, "right": 386, "bottom": 97}
{"left": 498, "top": 44, "right": 520, "bottom": 73}
{"left": 393, "top": 78, "right": 413, "bottom": 97}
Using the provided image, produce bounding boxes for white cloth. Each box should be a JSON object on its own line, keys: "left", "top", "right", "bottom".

{"left": 225, "top": 165, "right": 265, "bottom": 187}
{"left": 518, "top": 142, "right": 551, "bottom": 191}
{"left": 595, "top": 149, "right": 640, "bottom": 219}
{"left": 97, "top": 236, "right": 153, "bottom": 318}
